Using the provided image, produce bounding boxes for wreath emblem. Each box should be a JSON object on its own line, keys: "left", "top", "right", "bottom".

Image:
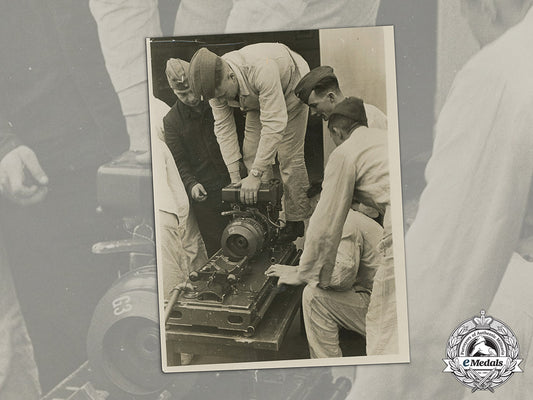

{"left": 443, "top": 310, "right": 522, "bottom": 392}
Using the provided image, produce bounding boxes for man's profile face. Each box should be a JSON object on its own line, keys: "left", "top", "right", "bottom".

{"left": 174, "top": 88, "right": 200, "bottom": 107}
{"left": 308, "top": 90, "right": 337, "bottom": 120}
{"left": 214, "top": 69, "right": 239, "bottom": 102}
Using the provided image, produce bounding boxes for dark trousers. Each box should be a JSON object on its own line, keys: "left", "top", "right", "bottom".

{"left": 191, "top": 190, "right": 229, "bottom": 257}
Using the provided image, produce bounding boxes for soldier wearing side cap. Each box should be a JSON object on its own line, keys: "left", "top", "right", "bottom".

{"left": 326, "top": 97, "right": 396, "bottom": 357}
{"left": 294, "top": 66, "right": 388, "bottom": 129}
{"left": 188, "top": 44, "right": 312, "bottom": 240}
{"left": 162, "top": 58, "right": 230, "bottom": 257}
{"left": 267, "top": 97, "right": 396, "bottom": 356}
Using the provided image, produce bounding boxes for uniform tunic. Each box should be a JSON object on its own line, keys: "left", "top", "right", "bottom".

{"left": 297, "top": 125, "right": 396, "bottom": 355}
{"left": 298, "top": 126, "right": 390, "bottom": 287}
{"left": 209, "top": 43, "right": 311, "bottom": 221}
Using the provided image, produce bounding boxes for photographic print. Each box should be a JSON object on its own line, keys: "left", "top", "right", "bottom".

{"left": 147, "top": 25, "right": 408, "bottom": 373}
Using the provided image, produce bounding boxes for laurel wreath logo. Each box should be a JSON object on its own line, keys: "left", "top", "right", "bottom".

{"left": 445, "top": 313, "right": 521, "bottom": 392}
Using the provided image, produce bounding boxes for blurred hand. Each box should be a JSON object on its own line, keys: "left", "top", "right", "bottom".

{"left": 265, "top": 264, "right": 303, "bottom": 286}
{"left": 191, "top": 183, "right": 207, "bottom": 202}
{"left": 0, "top": 145, "right": 49, "bottom": 205}
{"left": 235, "top": 174, "right": 261, "bottom": 204}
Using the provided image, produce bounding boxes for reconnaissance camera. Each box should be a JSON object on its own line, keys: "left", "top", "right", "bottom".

{"left": 166, "top": 179, "right": 300, "bottom": 335}
{"left": 220, "top": 179, "right": 285, "bottom": 259}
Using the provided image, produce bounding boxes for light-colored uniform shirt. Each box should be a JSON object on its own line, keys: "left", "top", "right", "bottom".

{"left": 349, "top": 6, "right": 533, "bottom": 399}
{"left": 364, "top": 103, "right": 388, "bottom": 130}
{"left": 209, "top": 43, "right": 307, "bottom": 173}
{"left": 298, "top": 126, "right": 389, "bottom": 287}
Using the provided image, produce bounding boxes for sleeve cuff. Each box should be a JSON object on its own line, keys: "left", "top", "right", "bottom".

{"left": 252, "top": 161, "right": 271, "bottom": 172}
{"left": 227, "top": 161, "right": 240, "bottom": 173}
{"left": 185, "top": 180, "right": 199, "bottom": 197}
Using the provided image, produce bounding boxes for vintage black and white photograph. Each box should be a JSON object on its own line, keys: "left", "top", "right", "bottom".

{"left": 147, "top": 25, "right": 408, "bottom": 372}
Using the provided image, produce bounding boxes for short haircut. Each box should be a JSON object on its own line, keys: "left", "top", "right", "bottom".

{"left": 313, "top": 76, "right": 341, "bottom": 97}
{"left": 328, "top": 113, "right": 367, "bottom": 133}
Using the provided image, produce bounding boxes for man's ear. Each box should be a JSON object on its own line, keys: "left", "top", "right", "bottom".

{"left": 330, "top": 126, "right": 341, "bottom": 139}
{"left": 327, "top": 92, "right": 337, "bottom": 103}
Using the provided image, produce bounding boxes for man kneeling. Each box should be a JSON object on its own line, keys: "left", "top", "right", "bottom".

{"left": 266, "top": 206, "right": 382, "bottom": 358}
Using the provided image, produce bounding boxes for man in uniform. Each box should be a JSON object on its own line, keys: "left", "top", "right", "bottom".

{"left": 163, "top": 58, "right": 230, "bottom": 256}
{"left": 268, "top": 97, "right": 395, "bottom": 356}
{"left": 294, "top": 65, "right": 387, "bottom": 129}
{"left": 188, "top": 44, "right": 311, "bottom": 238}
{"left": 326, "top": 98, "right": 396, "bottom": 356}
{"left": 266, "top": 206, "right": 382, "bottom": 358}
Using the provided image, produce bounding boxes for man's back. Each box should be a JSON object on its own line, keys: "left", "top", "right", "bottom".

{"left": 332, "top": 126, "right": 389, "bottom": 214}
{"left": 223, "top": 42, "right": 295, "bottom": 93}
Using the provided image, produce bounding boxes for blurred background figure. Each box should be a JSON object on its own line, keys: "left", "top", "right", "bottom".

{"left": 0, "top": 0, "right": 128, "bottom": 392}
{"left": 225, "top": 0, "right": 380, "bottom": 32}
{"left": 349, "top": 0, "right": 533, "bottom": 398}
{"left": 0, "top": 231, "right": 41, "bottom": 399}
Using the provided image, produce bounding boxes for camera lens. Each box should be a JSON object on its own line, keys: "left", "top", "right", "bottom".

{"left": 221, "top": 217, "right": 265, "bottom": 259}
{"left": 227, "top": 234, "right": 249, "bottom": 255}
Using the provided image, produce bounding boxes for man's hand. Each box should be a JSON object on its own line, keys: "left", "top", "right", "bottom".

{"left": 235, "top": 174, "right": 261, "bottom": 205}
{"left": 0, "top": 145, "right": 49, "bottom": 205}
{"left": 191, "top": 183, "right": 208, "bottom": 202}
{"left": 265, "top": 264, "right": 304, "bottom": 286}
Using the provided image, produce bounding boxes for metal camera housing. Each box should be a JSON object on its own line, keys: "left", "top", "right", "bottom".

{"left": 220, "top": 179, "right": 283, "bottom": 260}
